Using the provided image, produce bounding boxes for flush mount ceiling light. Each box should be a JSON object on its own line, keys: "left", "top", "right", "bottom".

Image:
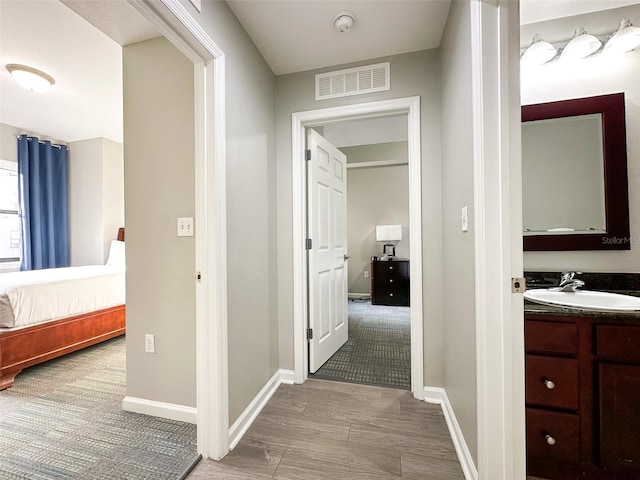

{"left": 603, "top": 18, "right": 640, "bottom": 54}
{"left": 334, "top": 11, "right": 355, "bottom": 34}
{"left": 6, "top": 64, "right": 55, "bottom": 93}
{"left": 521, "top": 34, "right": 557, "bottom": 65}
{"left": 560, "top": 26, "right": 602, "bottom": 60}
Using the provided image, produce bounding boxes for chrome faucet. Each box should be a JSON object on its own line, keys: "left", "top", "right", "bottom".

{"left": 553, "top": 271, "right": 585, "bottom": 292}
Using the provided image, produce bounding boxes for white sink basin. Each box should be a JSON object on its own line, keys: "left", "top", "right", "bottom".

{"left": 525, "top": 289, "right": 640, "bottom": 312}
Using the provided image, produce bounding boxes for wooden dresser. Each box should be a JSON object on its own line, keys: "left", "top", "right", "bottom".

{"left": 370, "top": 257, "right": 410, "bottom": 307}
{"left": 525, "top": 310, "right": 640, "bottom": 479}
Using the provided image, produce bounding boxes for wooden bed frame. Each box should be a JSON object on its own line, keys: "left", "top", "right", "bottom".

{"left": 0, "top": 306, "right": 125, "bottom": 390}
{"left": 0, "top": 228, "right": 127, "bottom": 390}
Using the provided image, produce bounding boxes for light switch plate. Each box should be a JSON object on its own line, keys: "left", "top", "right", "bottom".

{"left": 461, "top": 206, "right": 468, "bottom": 232}
{"left": 177, "top": 217, "right": 194, "bottom": 237}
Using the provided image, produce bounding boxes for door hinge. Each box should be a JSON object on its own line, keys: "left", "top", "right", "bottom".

{"left": 512, "top": 277, "right": 526, "bottom": 293}
{"left": 306, "top": 238, "right": 312, "bottom": 250}
{"left": 305, "top": 149, "right": 311, "bottom": 161}
{"left": 196, "top": 271, "right": 202, "bottom": 282}
{"left": 307, "top": 328, "right": 313, "bottom": 340}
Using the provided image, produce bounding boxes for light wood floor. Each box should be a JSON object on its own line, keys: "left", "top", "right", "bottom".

{"left": 188, "top": 378, "right": 465, "bottom": 479}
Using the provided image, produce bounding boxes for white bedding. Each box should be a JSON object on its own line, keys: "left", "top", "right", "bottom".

{"left": 0, "top": 265, "right": 125, "bottom": 329}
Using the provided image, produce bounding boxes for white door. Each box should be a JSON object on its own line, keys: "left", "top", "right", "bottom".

{"left": 307, "top": 129, "right": 348, "bottom": 373}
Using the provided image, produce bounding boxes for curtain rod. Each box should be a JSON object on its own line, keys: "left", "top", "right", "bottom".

{"left": 17, "top": 135, "right": 69, "bottom": 150}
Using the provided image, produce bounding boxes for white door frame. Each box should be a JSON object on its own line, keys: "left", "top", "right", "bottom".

{"left": 292, "top": 96, "right": 424, "bottom": 399}
{"left": 471, "top": 1, "right": 525, "bottom": 478}
{"left": 127, "top": 0, "right": 229, "bottom": 460}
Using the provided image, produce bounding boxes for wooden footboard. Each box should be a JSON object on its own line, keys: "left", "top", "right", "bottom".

{"left": 0, "top": 305, "right": 125, "bottom": 390}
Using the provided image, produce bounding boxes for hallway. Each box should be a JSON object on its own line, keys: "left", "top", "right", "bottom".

{"left": 188, "top": 379, "right": 464, "bottom": 479}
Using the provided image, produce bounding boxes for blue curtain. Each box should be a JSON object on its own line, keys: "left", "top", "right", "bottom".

{"left": 17, "top": 135, "right": 69, "bottom": 270}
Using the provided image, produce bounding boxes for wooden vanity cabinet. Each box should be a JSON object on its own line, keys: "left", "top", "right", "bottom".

{"left": 525, "top": 313, "right": 640, "bottom": 480}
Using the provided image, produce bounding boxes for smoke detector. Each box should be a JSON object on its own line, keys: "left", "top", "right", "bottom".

{"left": 334, "top": 11, "right": 355, "bottom": 34}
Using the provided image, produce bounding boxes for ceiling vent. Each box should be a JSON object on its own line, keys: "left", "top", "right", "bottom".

{"left": 315, "top": 62, "right": 390, "bottom": 101}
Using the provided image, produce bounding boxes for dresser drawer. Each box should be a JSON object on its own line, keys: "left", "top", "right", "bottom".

{"left": 527, "top": 408, "right": 580, "bottom": 464}
{"left": 373, "top": 261, "right": 409, "bottom": 276}
{"left": 525, "top": 320, "right": 578, "bottom": 356}
{"left": 373, "top": 287, "right": 409, "bottom": 306}
{"left": 597, "top": 325, "right": 640, "bottom": 363}
{"left": 526, "top": 355, "right": 579, "bottom": 410}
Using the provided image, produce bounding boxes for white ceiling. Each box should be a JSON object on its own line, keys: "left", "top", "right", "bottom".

{"left": 0, "top": 0, "right": 157, "bottom": 145}
{"left": 226, "top": 1, "right": 452, "bottom": 75}
{"left": 2, "top": 0, "right": 638, "bottom": 147}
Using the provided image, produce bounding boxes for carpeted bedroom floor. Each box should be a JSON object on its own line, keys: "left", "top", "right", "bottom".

{"left": 311, "top": 300, "right": 411, "bottom": 389}
{"left": 0, "top": 336, "right": 199, "bottom": 479}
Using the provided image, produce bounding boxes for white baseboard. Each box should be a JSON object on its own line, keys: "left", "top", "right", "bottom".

{"left": 228, "top": 369, "right": 292, "bottom": 450}
{"left": 424, "top": 386, "right": 478, "bottom": 480}
{"left": 279, "top": 369, "right": 295, "bottom": 385}
{"left": 122, "top": 396, "right": 197, "bottom": 424}
{"left": 348, "top": 292, "right": 370, "bottom": 299}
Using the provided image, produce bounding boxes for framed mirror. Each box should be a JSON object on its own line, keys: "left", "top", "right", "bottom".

{"left": 522, "top": 93, "right": 630, "bottom": 251}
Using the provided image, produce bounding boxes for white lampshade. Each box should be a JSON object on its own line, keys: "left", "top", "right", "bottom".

{"left": 560, "top": 26, "right": 602, "bottom": 60}
{"left": 521, "top": 34, "right": 557, "bottom": 66}
{"left": 376, "top": 225, "right": 402, "bottom": 242}
{"left": 603, "top": 18, "right": 640, "bottom": 54}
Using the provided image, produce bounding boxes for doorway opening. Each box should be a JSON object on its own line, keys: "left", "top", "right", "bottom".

{"left": 305, "top": 117, "right": 412, "bottom": 389}
{"left": 292, "top": 96, "right": 424, "bottom": 399}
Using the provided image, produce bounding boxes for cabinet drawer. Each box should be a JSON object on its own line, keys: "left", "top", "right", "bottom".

{"left": 525, "top": 321, "right": 578, "bottom": 355}
{"left": 374, "top": 261, "right": 409, "bottom": 275}
{"left": 373, "top": 289, "right": 409, "bottom": 306}
{"left": 527, "top": 408, "right": 580, "bottom": 464}
{"left": 597, "top": 325, "right": 640, "bottom": 362}
{"left": 374, "top": 274, "right": 408, "bottom": 288}
{"left": 526, "top": 355, "right": 579, "bottom": 410}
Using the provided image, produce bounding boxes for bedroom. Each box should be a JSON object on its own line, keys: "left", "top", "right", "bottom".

{"left": 0, "top": 0, "right": 131, "bottom": 389}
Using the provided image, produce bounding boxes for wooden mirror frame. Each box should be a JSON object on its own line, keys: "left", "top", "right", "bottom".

{"left": 522, "top": 93, "right": 630, "bottom": 251}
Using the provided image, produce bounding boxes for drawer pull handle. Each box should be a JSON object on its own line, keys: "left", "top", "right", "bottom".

{"left": 389, "top": 266, "right": 394, "bottom": 270}
{"left": 389, "top": 279, "right": 394, "bottom": 283}
{"left": 543, "top": 379, "right": 556, "bottom": 390}
{"left": 545, "top": 434, "right": 556, "bottom": 446}
{"left": 389, "top": 293, "right": 394, "bottom": 297}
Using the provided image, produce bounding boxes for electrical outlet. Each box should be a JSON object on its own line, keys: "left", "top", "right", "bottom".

{"left": 177, "top": 217, "right": 194, "bottom": 237}
{"left": 364, "top": 271, "right": 369, "bottom": 279}
{"left": 145, "top": 334, "right": 155, "bottom": 353}
{"left": 461, "top": 206, "right": 468, "bottom": 232}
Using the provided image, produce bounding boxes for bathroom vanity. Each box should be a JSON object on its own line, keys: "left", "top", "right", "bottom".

{"left": 525, "top": 307, "right": 640, "bottom": 479}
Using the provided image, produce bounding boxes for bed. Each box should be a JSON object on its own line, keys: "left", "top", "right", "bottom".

{"left": 0, "top": 230, "right": 126, "bottom": 390}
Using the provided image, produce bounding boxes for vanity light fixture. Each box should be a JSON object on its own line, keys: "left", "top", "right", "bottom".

{"left": 603, "top": 18, "right": 640, "bottom": 54}
{"left": 521, "top": 34, "right": 557, "bottom": 65}
{"left": 6, "top": 64, "right": 55, "bottom": 92}
{"left": 560, "top": 26, "right": 602, "bottom": 60}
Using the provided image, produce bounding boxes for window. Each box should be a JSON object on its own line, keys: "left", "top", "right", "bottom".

{"left": 0, "top": 160, "right": 20, "bottom": 270}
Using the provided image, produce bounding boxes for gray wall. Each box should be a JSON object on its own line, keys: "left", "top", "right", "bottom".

{"left": 68, "top": 137, "right": 124, "bottom": 266}
{"left": 1, "top": 123, "right": 122, "bottom": 268}
{"left": 342, "top": 143, "right": 409, "bottom": 295}
{"left": 123, "top": 36, "right": 196, "bottom": 407}
{"left": 275, "top": 49, "right": 445, "bottom": 387}
{"left": 440, "top": 0, "right": 478, "bottom": 463}
{"left": 176, "top": 0, "right": 279, "bottom": 424}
